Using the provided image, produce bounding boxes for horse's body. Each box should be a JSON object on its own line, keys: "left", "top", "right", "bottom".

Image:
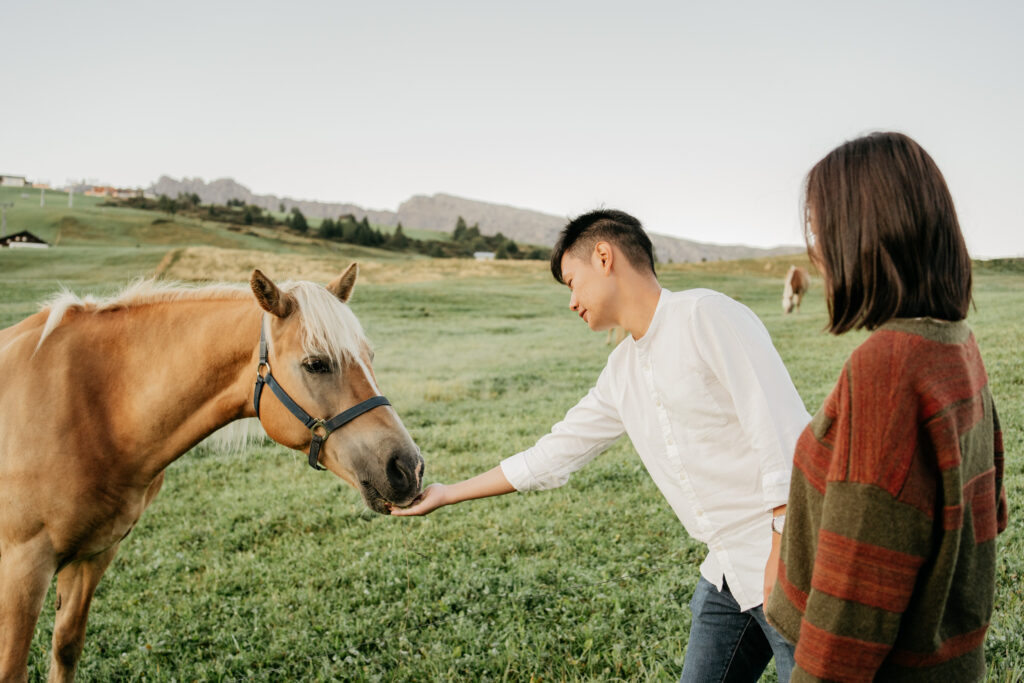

{"left": 782, "top": 265, "right": 809, "bottom": 314}
{"left": 0, "top": 265, "right": 422, "bottom": 682}
{"left": 605, "top": 326, "right": 628, "bottom": 346}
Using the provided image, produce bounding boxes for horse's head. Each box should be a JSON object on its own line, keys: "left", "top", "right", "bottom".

{"left": 249, "top": 264, "right": 423, "bottom": 514}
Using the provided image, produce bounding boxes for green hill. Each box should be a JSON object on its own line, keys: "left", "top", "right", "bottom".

{"left": 0, "top": 185, "right": 418, "bottom": 281}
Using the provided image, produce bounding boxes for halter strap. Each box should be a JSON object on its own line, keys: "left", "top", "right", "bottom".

{"left": 253, "top": 316, "right": 391, "bottom": 470}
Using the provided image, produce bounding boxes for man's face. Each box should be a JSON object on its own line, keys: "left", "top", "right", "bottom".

{"left": 560, "top": 248, "right": 615, "bottom": 331}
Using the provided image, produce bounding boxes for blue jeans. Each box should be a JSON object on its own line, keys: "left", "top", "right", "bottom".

{"left": 680, "top": 576, "right": 795, "bottom": 683}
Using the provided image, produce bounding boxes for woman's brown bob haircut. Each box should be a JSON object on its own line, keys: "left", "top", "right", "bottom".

{"left": 805, "top": 132, "right": 972, "bottom": 334}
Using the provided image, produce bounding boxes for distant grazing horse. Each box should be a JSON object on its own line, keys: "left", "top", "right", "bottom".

{"left": 605, "top": 326, "right": 629, "bottom": 346}
{"left": 0, "top": 264, "right": 423, "bottom": 682}
{"left": 782, "top": 265, "right": 809, "bottom": 314}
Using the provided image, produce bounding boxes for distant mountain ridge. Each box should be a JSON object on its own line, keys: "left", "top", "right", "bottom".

{"left": 149, "top": 176, "right": 802, "bottom": 262}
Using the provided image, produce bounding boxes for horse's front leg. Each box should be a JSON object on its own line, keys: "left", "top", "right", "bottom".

{"left": 0, "top": 535, "right": 57, "bottom": 682}
{"left": 47, "top": 544, "right": 120, "bottom": 683}
{"left": 48, "top": 472, "right": 165, "bottom": 682}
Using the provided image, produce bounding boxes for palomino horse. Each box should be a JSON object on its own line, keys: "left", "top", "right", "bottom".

{"left": 782, "top": 265, "right": 809, "bottom": 314}
{"left": 0, "top": 264, "right": 423, "bottom": 682}
{"left": 605, "top": 326, "right": 629, "bottom": 347}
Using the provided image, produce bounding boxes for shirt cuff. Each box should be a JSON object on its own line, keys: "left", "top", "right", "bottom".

{"left": 500, "top": 452, "right": 537, "bottom": 492}
{"left": 761, "top": 471, "right": 791, "bottom": 511}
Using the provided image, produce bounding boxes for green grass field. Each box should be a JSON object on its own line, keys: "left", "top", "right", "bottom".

{"left": 2, "top": 190, "right": 1022, "bottom": 681}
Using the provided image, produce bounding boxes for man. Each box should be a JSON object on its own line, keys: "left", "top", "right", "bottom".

{"left": 393, "top": 210, "right": 810, "bottom": 681}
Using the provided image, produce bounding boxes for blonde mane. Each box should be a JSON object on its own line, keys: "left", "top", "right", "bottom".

{"left": 37, "top": 278, "right": 369, "bottom": 362}
{"left": 273, "top": 280, "right": 368, "bottom": 361}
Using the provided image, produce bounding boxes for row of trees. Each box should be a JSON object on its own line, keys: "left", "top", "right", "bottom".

{"left": 316, "top": 215, "right": 546, "bottom": 259}
{"left": 448, "top": 216, "right": 547, "bottom": 260}
{"left": 108, "top": 194, "right": 549, "bottom": 260}
{"left": 118, "top": 194, "right": 311, "bottom": 232}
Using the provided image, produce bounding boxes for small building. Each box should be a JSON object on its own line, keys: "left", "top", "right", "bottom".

{"left": 85, "top": 186, "right": 144, "bottom": 199}
{"left": 1, "top": 175, "right": 28, "bottom": 187}
{"left": 84, "top": 185, "right": 116, "bottom": 197}
{"left": 473, "top": 251, "right": 496, "bottom": 261}
{"left": 1, "top": 231, "right": 50, "bottom": 249}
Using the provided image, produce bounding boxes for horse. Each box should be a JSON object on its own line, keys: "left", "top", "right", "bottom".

{"left": 782, "top": 265, "right": 809, "bottom": 314}
{"left": 0, "top": 264, "right": 423, "bottom": 682}
{"left": 605, "top": 326, "right": 629, "bottom": 346}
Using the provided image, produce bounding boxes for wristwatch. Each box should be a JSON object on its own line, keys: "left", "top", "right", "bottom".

{"left": 771, "top": 514, "right": 786, "bottom": 534}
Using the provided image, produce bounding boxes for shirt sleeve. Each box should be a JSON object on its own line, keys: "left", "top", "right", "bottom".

{"left": 689, "top": 295, "right": 810, "bottom": 510}
{"left": 501, "top": 361, "right": 625, "bottom": 492}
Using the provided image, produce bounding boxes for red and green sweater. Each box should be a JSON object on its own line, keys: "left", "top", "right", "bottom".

{"left": 765, "top": 318, "right": 1008, "bottom": 682}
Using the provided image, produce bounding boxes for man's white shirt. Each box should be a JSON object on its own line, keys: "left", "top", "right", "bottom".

{"left": 501, "top": 288, "right": 811, "bottom": 610}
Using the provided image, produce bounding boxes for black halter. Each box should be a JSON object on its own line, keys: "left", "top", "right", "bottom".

{"left": 253, "top": 316, "right": 391, "bottom": 470}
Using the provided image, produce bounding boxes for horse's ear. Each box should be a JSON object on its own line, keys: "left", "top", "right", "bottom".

{"left": 250, "top": 269, "right": 295, "bottom": 318}
{"left": 327, "top": 263, "right": 358, "bottom": 303}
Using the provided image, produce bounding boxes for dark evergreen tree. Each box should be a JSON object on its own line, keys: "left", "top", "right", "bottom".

{"left": 290, "top": 207, "right": 309, "bottom": 233}
{"left": 319, "top": 217, "right": 339, "bottom": 239}
{"left": 157, "top": 194, "right": 177, "bottom": 215}
{"left": 388, "top": 224, "right": 411, "bottom": 249}
{"left": 453, "top": 216, "right": 468, "bottom": 241}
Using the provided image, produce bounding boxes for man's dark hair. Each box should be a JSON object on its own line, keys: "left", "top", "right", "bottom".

{"left": 805, "top": 131, "right": 972, "bottom": 334}
{"left": 550, "top": 209, "right": 657, "bottom": 284}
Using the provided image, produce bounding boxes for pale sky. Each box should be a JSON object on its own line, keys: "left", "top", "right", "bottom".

{"left": 3, "top": 1, "right": 1021, "bottom": 257}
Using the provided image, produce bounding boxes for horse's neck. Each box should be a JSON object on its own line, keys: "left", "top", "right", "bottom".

{"left": 88, "top": 298, "right": 260, "bottom": 477}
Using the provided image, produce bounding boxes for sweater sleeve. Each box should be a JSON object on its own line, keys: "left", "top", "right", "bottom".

{"left": 790, "top": 363, "right": 934, "bottom": 682}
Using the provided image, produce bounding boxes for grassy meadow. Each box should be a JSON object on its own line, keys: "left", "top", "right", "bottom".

{"left": 1, "top": 187, "right": 1022, "bottom": 681}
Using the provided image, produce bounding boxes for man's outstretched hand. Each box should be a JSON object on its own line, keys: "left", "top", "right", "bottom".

{"left": 390, "top": 483, "right": 450, "bottom": 516}
{"left": 388, "top": 466, "right": 518, "bottom": 517}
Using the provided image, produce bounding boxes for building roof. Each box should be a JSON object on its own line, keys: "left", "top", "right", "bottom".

{"left": 0, "top": 230, "right": 50, "bottom": 247}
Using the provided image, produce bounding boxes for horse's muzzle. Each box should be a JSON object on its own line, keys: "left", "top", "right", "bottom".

{"left": 362, "top": 447, "right": 423, "bottom": 514}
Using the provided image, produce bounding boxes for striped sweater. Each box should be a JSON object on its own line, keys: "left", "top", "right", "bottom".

{"left": 765, "top": 318, "right": 1008, "bottom": 682}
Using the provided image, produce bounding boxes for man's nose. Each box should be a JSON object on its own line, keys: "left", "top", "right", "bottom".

{"left": 569, "top": 292, "right": 579, "bottom": 311}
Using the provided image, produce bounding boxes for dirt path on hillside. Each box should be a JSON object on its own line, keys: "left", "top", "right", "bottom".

{"left": 153, "top": 246, "right": 549, "bottom": 284}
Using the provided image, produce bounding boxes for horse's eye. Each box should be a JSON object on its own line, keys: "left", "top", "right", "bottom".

{"left": 301, "top": 357, "right": 332, "bottom": 374}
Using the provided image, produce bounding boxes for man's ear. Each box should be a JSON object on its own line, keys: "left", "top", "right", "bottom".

{"left": 326, "top": 262, "right": 358, "bottom": 303}
{"left": 594, "top": 241, "right": 614, "bottom": 274}
{"left": 250, "top": 269, "right": 295, "bottom": 318}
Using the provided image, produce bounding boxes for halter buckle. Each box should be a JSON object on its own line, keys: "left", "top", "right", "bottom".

{"left": 256, "top": 361, "right": 270, "bottom": 380}
{"left": 311, "top": 419, "right": 331, "bottom": 439}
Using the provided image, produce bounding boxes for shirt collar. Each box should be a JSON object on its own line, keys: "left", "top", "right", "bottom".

{"left": 877, "top": 317, "right": 970, "bottom": 344}
{"left": 633, "top": 288, "right": 671, "bottom": 346}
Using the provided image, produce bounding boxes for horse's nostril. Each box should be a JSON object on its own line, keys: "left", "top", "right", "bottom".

{"left": 387, "top": 454, "right": 411, "bottom": 490}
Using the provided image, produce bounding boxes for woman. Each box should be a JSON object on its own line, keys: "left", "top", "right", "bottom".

{"left": 765, "top": 132, "right": 1007, "bottom": 682}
